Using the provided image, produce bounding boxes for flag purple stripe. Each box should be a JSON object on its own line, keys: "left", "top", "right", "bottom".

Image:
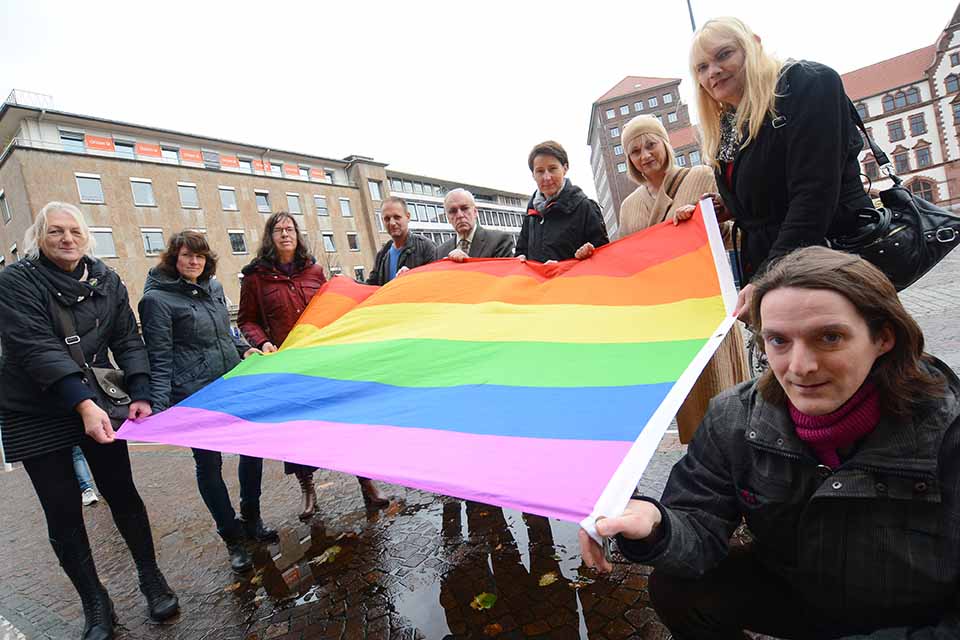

{"left": 119, "top": 406, "right": 634, "bottom": 522}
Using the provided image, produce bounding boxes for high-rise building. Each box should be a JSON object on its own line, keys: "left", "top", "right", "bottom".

{"left": 587, "top": 76, "right": 701, "bottom": 236}
{"left": 0, "top": 98, "right": 526, "bottom": 312}
{"left": 841, "top": 4, "right": 960, "bottom": 211}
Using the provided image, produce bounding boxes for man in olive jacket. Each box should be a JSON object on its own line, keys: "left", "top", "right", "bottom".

{"left": 366, "top": 196, "right": 437, "bottom": 286}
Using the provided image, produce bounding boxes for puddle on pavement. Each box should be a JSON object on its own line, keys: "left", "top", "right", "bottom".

{"left": 227, "top": 495, "right": 646, "bottom": 639}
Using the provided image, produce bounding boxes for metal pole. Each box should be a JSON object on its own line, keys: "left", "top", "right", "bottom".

{"left": 686, "top": 0, "right": 697, "bottom": 31}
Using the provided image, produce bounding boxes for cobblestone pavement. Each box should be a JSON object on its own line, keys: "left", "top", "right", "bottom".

{"left": 1, "top": 251, "right": 958, "bottom": 640}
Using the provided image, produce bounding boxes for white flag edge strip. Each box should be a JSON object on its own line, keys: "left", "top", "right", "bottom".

{"left": 581, "top": 197, "right": 741, "bottom": 542}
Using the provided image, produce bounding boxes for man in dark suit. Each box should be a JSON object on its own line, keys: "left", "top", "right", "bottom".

{"left": 438, "top": 188, "right": 515, "bottom": 262}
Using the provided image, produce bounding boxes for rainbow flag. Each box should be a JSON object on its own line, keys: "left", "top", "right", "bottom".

{"left": 119, "top": 202, "right": 737, "bottom": 536}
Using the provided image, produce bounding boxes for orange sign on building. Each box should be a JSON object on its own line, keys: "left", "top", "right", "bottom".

{"left": 220, "top": 154, "right": 240, "bottom": 168}
{"left": 252, "top": 159, "right": 266, "bottom": 172}
{"left": 180, "top": 149, "right": 203, "bottom": 164}
{"left": 135, "top": 142, "right": 162, "bottom": 158}
{"left": 310, "top": 167, "right": 327, "bottom": 180}
{"left": 283, "top": 163, "right": 300, "bottom": 177}
{"left": 84, "top": 135, "right": 115, "bottom": 152}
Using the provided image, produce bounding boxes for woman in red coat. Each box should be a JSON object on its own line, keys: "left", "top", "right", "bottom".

{"left": 238, "top": 212, "right": 389, "bottom": 519}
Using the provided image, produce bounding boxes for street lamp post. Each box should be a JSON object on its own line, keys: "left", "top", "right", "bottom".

{"left": 686, "top": 0, "right": 697, "bottom": 31}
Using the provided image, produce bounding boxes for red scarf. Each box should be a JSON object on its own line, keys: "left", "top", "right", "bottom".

{"left": 788, "top": 382, "right": 881, "bottom": 468}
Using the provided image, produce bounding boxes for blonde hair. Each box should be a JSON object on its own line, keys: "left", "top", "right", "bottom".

{"left": 23, "top": 201, "right": 93, "bottom": 260}
{"left": 689, "top": 17, "right": 784, "bottom": 170}
{"left": 621, "top": 115, "right": 677, "bottom": 185}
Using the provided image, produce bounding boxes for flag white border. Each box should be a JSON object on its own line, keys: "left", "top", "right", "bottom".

{"left": 580, "top": 198, "right": 740, "bottom": 541}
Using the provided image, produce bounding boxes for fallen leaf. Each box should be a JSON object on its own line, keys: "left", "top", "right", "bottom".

{"left": 316, "top": 482, "right": 334, "bottom": 489}
{"left": 538, "top": 572, "right": 559, "bottom": 587}
{"left": 567, "top": 576, "right": 596, "bottom": 590}
{"left": 312, "top": 545, "right": 342, "bottom": 565}
{"left": 250, "top": 573, "right": 263, "bottom": 586}
{"left": 483, "top": 623, "right": 503, "bottom": 636}
{"left": 224, "top": 582, "right": 242, "bottom": 592}
{"left": 494, "top": 544, "right": 503, "bottom": 551}
{"left": 470, "top": 592, "right": 497, "bottom": 610}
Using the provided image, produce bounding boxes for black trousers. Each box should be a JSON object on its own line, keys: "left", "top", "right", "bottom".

{"left": 649, "top": 548, "right": 898, "bottom": 640}
{"left": 23, "top": 436, "right": 146, "bottom": 542}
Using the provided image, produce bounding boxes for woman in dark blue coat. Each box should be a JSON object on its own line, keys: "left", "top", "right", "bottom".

{"left": 139, "top": 231, "right": 273, "bottom": 574}
{"left": 0, "top": 202, "right": 178, "bottom": 640}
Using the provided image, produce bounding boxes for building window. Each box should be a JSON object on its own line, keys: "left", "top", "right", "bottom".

{"left": 269, "top": 162, "right": 282, "bottom": 177}
{"left": 894, "top": 150, "right": 910, "bottom": 173}
{"left": 634, "top": 101, "right": 643, "bottom": 112}
{"left": 389, "top": 177, "right": 402, "bottom": 191}
{"left": 402, "top": 180, "right": 413, "bottom": 193}
{"left": 76, "top": 174, "right": 105, "bottom": 204}
{"left": 353, "top": 266, "right": 365, "bottom": 282}
{"left": 347, "top": 232, "right": 360, "bottom": 251}
{"left": 114, "top": 141, "right": 135, "bottom": 158}
{"left": 299, "top": 167, "right": 309, "bottom": 179}
{"left": 178, "top": 183, "right": 200, "bottom": 209}
{"left": 368, "top": 180, "right": 382, "bottom": 201}
{"left": 648, "top": 96, "right": 658, "bottom": 108}
{"left": 286, "top": 193, "right": 302, "bottom": 214}
{"left": 239, "top": 158, "right": 253, "bottom": 173}
{"left": 894, "top": 92, "right": 907, "bottom": 109}
{"left": 202, "top": 150, "right": 220, "bottom": 170}
{"left": 689, "top": 150, "right": 701, "bottom": 165}
{"left": 888, "top": 120, "right": 905, "bottom": 142}
{"left": 60, "top": 130, "right": 85, "bottom": 153}
{"left": 0, "top": 257, "right": 4, "bottom": 270}
{"left": 667, "top": 111, "right": 678, "bottom": 123}
{"left": 375, "top": 209, "right": 384, "bottom": 232}
{"left": 676, "top": 155, "right": 687, "bottom": 167}
{"left": 141, "top": 229, "right": 164, "bottom": 255}
{"left": 228, "top": 231, "right": 248, "bottom": 254}
{"left": 616, "top": 162, "right": 627, "bottom": 173}
{"left": 0, "top": 191, "right": 10, "bottom": 224}
{"left": 321, "top": 232, "right": 336, "bottom": 252}
{"left": 90, "top": 228, "right": 117, "bottom": 258}
{"left": 161, "top": 146, "right": 179, "bottom": 163}
{"left": 314, "top": 195, "right": 328, "bottom": 216}
{"left": 909, "top": 114, "right": 927, "bottom": 136}
{"left": 605, "top": 108, "right": 615, "bottom": 119}
{"left": 610, "top": 127, "right": 620, "bottom": 138}
{"left": 952, "top": 52, "right": 960, "bottom": 66}
{"left": 619, "top": 105, "right": 629, "bottom": 115}
{"left": 947, "top": 74, "right": 960, "bottom": 94}
{"left": 10, "top": 245, "right": 17, "bottom": 262}
{"left": 130, "top": 179, "right": 156, "bottom": 206}
{"left": 954, "top": 103, "right": 960, "bottom": 123}
{"left": 882, "top": 95, "right": 895, "bottom": 112}
{"left": 339, "top": 198, "right": 353, "bottom": 217}
{"left": 916, "top": 145, "right": 932, "bottom": 168}
{"left": 909, "top": 179, "right": 935, "bottom": 202}
{"left": 663, "top": 93, "right": 673, "bottom": 104}
{"left": 905, "top": 87, "right": 920, "bottom": 105}
{"left": 863, "top": 159, "right": 879, "bottom": 180}
{"left": 413, "top": 182, "right": 423, "bottom": 194}
{"left": 255, "top": 190, "right": 270, "bottom": 213}
{"left": 855, "top": 103, "right": 868, "bottom": 120}
{"left": 219, "top": 187, "right": 238, "bottom": 211}
{"left": 324, "top": 168, "right": 336, "bottom": 184}
{"left": 614, "top": 144, "right": 623, "bottom": 156}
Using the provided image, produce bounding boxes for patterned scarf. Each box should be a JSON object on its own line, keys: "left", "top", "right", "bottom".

{"left": 717, "top": 109, "right": 740, "bottom": 163}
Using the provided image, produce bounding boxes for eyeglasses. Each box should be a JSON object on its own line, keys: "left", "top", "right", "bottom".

{"left": 272, "top": 227, "right": 297, "bottom": 236}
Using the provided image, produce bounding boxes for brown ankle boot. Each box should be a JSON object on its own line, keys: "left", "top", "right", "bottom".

{"left": 296, "top": 472, "right": 317, "bottom": 521}
{"left": 358, "top": 477, "right": 389, "bottom": 508}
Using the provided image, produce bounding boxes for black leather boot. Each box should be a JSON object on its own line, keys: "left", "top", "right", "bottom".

{"left": 50, "top": 528, "right": 116, "bottom": 640}
{"left": 113, "top": 508, "right": 180, "bottom": 622}
{"left": 221, "top": 533, "right": 253, "bottom": 573}
{"left": 239, "top": 507, "right": 278, "bottom": 543}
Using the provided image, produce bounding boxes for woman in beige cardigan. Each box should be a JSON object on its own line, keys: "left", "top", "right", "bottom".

{"left": 619, "top": 115, "right": 750, "bottom": 443}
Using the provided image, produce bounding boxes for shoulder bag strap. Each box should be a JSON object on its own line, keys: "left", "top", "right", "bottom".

{"left": 847, "top": 100, "right": 890, "bottom": 168}
{"left": 48, "top": 294, "right": 88, "bottom": 369}
{"left": 665, "top": 167, "right": 691, "bottom": 200}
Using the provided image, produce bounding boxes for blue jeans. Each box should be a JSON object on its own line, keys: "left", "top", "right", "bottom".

{"left": 72, "top": 446, "right": 94, "bottom": 492}
{"left": 191, "top": 449, "right": 263, "bottom": 539}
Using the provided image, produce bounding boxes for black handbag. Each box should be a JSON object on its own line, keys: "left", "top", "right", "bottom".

{"left": 49, "top": 298, "right": 131, "bottom": 427}
{"left": 827, "top": 102, "right": 960, "bottom": 291}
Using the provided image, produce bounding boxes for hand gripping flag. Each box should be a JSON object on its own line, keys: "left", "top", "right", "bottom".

{"left": 119, "top": 200, "right": 738, "bottom": 539}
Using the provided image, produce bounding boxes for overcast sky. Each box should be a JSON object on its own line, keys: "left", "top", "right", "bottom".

{"left": 0, "top": 1, "right": 953, "bottom": 199}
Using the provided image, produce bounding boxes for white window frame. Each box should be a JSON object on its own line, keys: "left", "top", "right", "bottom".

{"left": 610, "top": 127, "right": 620, "bottom": 138}
{"left": 286, "top": 192, "right": 302, "bottom": 215}
{"left": 254, "top": 189, "right": 271, "bottom": 213}
{"left": 353, "top": 266, "right": 365, "bottom": 281}
{"left": 605, "top": 108, "right": 615, "bottom": 119}
{"left": 648, "top": 96, "right": 658, "bottom": 107}
{"left": 218, "top": 186, "right": 238, "bottom": 211}
{"left": 634, "top": 101, "right": 643, "bottom": 112}
{"left": 368, "top": 180, "right": 382, "bottom": 201}
{"left": 130, "top": 177, "right": 156, "bottom": 207}
{"left": 619, "top": 105, "right": 629, "bottom": 115}
{"left": 616, "top": 162, "right": 627, "bottom": 173}
{"left": 177, "top": 181, "right": 201, "bottom": 209}
{"left": 339, "top": 197, "right": 353, "bottom": 217}
{"left": 140, "top": 227, "right": 165, "bottom": 255}
{"left": 227, "top": 229, "right": 248, "bottom": 254}
{"left": 89, "top": 227, "right": 117, "bottom": 258}
{"left": 161, "top": 146, "right": 179, "bottom": 163}
{"left": 613, "top": 144, "right": 623, "bottom": 156}
{"left": 314, "top": 195, "right": 329, "bottom": 216}
{"left": 667, "top": 111, "right": 678, "bottom": 123}
{"left": 75, "top": 172, "right": 105, "bottom": 204}
{"left": 321, "top": 232, "right": 336, "bottom": 252}
{"left": 238, "top": 158, "right": 253, "bottom": 174}
{"left": 114, "top": 139, "right": 136, "bottom": 158}
{"left": 346, "top": 232, "right": 360, "bottom": 251}
{"left": 0, "top": 190, "right": 10, "bottom": 224}
{"left": 59, "top": 129, "right": 86, "bottom": 152}
{"left": 663, "top": 93, "right": 673, "bottom": 104}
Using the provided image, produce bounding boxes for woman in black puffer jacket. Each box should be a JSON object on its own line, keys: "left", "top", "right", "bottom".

{"left": 139, "top": 230, "right": 274, "bottom": 575}
{"left": 516, "top": 140, "right": 609, "bottom": 263}
{"left": 0, "top": 202, "right": 178, "bottom": 640}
